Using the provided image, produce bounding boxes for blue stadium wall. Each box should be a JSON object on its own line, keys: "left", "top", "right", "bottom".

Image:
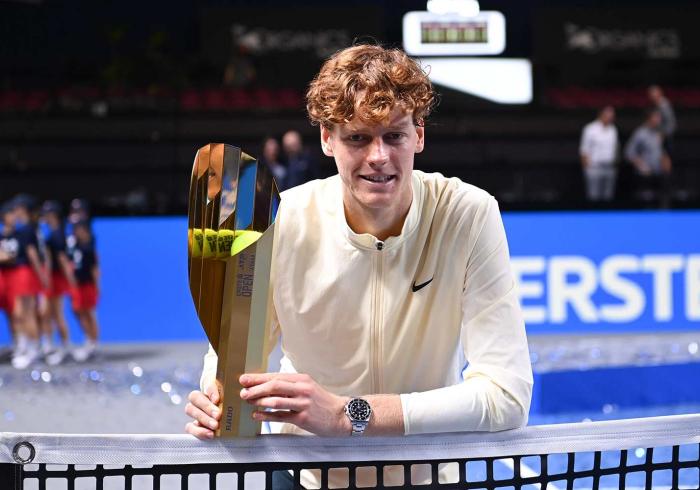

{"left": 0, "top": 210, "right": 698, "bottom": 343}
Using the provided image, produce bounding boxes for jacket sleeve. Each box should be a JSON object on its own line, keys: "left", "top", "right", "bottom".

{"left": 200, "top": 343, "right": 218, "bottom": 392}
{"left": 400, "top": 196, "right": 533, "bottom": 434}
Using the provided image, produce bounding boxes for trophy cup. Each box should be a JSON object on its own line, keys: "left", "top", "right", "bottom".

{"left": 188, "top": 143, "right": 280, "bottom": 437}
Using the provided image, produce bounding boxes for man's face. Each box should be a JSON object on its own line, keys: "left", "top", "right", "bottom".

{"left": 282, "top": 132, "right": 303, "bottom": 156}
{"left": 648, "top": 87, "right": 662, "bottom": 104}
{"left": 321, "top": 106, "right": 424, "bottom": 213}
{"left": 600, "top": 107, "right": 615, "bottom": 125}
{"left": 647, "top": 111, "right": 662, "bottom": 128}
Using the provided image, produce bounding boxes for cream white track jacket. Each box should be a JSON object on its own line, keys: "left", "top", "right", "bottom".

{"left": 201, "top": 170, "right": 533, "bottom": 487}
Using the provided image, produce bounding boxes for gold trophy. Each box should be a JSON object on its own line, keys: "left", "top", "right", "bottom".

{"left": 188, "top": 143, "right": 280, "bottom": 437}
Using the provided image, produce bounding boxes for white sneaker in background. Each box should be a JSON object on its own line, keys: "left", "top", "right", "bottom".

{"left": 14, "top": 334, "right": 28, "bottom": 356}
{"left": 46, "top": 345, "right": 68, "bottom": 366}
{"left": 12, "top": 341, "right": 40, "bottom": 370}
{"left": 72, "top": 341, "right": 97, "bottom": 363}
{"left": 41, "top": 337, "right": 54, "bottom": 356}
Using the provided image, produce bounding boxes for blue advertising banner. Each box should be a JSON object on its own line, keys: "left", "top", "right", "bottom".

{"left": 506, "top": 210, "right": 700, "bottom": 334}
{"left": 0, "top": 210, "right": 698, "bottom": 343}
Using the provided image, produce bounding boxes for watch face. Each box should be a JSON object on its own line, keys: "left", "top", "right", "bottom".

{"left": 347, "top": 398, "right": 371, "bottom": 421}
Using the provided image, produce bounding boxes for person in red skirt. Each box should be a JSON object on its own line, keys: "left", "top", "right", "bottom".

{"left": 69, "top": 220, "right": 100, "bottom": 362}
{"left": 0, "top": 203, "right": 15, "bottom": 360}
{"left": 0, "top": 197, "right": 48, "bottom": 369}
{"left": 40, "top": 201, "right": 77, "bottom": 366}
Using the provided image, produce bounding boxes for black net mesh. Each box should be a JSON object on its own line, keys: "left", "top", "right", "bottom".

{"left": 4, "top": 442, "right": 699, "bottom": 489}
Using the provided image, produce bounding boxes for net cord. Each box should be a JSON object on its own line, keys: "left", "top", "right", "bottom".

{"left": 1, "top": 413, "right": 699, "bottom": 466}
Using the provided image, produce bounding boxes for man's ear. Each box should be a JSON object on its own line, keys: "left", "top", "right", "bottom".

{"left": 320, "top": 125, "right": 334, "bottom": 157}
{"left": 415, "top": 124, "right": 425, "bottom": 154}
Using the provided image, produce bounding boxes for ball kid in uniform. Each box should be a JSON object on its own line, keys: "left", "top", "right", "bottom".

{"left": 40, "top": 201, "right": 78, "bottom": 365}
{"left": 0, "top": 196, "right": 48, "bottom": 369}
{"left": 68, "top": 220, "right": 100, "bottom": 362}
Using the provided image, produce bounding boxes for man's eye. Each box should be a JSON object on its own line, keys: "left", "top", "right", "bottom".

{"left": 386, "top": 133, "right": 405, "bottom": 141}
{"left": 348, "top": 134, "right": 365, "bottom": 142}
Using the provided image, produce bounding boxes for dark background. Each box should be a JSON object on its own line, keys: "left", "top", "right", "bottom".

{"left": 1, "top": 0, "right": 699, "bottom": 214}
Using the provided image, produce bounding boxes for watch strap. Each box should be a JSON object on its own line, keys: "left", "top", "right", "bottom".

{"left": 351, "top": 420, "right": 368, "bottom": 436}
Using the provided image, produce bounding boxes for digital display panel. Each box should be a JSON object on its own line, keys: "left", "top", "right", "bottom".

{"left": 421, "top": 21, "right": 488, "bottom": 44}
{"left": 403, "top": 11, "right": 505, "bottom": 56}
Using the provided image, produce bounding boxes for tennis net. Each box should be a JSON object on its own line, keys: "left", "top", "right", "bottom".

{"left": 1, "top": 413, "right": 699, "bottom": 489}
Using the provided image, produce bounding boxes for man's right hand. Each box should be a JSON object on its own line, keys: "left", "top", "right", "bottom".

{"left": 185, "top": 384, "right": 222, "bottom": 439}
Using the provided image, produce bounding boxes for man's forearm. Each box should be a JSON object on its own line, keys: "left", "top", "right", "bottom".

{"left": 361, "top": 394, "right": 404, "bottom": 436}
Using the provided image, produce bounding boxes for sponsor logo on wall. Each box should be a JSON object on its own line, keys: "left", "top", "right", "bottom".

{"left": 513, "top": 254, "right": 700, "bottom": 325}
{"left": 564, "top": 22, "right": 681, "bottom": 60}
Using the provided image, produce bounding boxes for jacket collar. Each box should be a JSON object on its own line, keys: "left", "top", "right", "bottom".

{"left": 325, "top": 172, "right": 423, "bottom": 251}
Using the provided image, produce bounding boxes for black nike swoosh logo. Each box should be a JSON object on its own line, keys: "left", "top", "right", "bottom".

{"left": 412, "top": 277, "right": 434, "bottom": 292}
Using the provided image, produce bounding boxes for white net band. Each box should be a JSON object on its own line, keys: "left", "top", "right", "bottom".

{"left": 2, "top": 413, "right": 699, "bottom": 466}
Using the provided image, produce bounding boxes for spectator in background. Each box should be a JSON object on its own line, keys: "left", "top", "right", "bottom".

{"left": 625, "top": 109, "right": 672, "bottom": 208}
{"left": 580, "top": 106, "right": 619, "bottom": 202}
{"left": 69, "top": 220, "right": 100, "bottom": 362}
{"left": 260, "top": 136, "right": 287, "bottom": 190}
{"left": 648, "top": 85, "right": 676, "bottom": 154}
{"left": 282, "top": 130, "right": 319, "bottom": 189}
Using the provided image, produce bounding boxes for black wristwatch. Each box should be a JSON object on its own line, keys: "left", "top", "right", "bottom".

{"left": 344, "top": 397, "right": 372, "bottom": 436}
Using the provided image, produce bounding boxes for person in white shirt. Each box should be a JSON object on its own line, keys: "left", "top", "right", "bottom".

{"left": 185, "top": 44, "right": 533, "bottom": 489}
{"left": 580, "top": 105, "right": 619, "bottom": 202}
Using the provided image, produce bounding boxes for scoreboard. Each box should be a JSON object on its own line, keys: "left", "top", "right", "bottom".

{"left": 402, "top": 8, "right": 531, "bottom": 104}
{"left": 403, "top": 11, "right": 506, "bottom": 56}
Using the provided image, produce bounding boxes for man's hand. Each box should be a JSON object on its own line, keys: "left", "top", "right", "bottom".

{"left": 239, "top": 373, "right": 351, "bottom": 436}
{"left": 662, "top": 154, "right": 672, "bottom": 174}
{"left": 185, "top": 383, "right": 222, "bottom": 439}
{"left": 580, "top": 155, "right": 589, "bottom": 169}
{"left": 633, "top": 158, "right": 651, "bottom": 176}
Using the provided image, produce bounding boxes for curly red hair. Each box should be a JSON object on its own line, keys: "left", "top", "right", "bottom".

{"left": 306, "top": 44, "right": 436, "bottom": 128}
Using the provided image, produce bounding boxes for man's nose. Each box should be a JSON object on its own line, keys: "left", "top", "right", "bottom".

{"left": 367, "top": 138, "right": 388, "bottom": 166}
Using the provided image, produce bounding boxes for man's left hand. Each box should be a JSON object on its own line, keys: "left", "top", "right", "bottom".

{"left": 239, "top": 373, "right": 351, "bottom": 436}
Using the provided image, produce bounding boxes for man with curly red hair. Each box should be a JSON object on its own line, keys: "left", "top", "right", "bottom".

{"left": 187, "top": 44, "right": 532, "bottom": 488}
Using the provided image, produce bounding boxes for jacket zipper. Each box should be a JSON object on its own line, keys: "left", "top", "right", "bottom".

{"left": 371, "top": 240, "right": 384, "bottom": 393}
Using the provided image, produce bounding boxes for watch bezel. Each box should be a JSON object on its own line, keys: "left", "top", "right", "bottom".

{"left": 345, "top": 397, "right": 372, "bottom": 422}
